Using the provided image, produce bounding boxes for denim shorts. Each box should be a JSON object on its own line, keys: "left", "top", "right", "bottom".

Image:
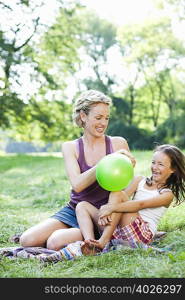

{"left": 50, "top": 205, "right": 79, "bottom": 228}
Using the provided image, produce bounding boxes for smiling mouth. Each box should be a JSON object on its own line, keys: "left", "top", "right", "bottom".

{"left": 96, "top": 128, "right": 104, "bottom": 132}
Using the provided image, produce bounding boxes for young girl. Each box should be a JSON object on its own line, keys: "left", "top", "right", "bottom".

{"left": 78, "top": 144, "right": 185, "bottom": 253}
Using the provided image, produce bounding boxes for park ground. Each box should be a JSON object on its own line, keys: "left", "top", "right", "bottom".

{"left": 0, "top": 152, "right": 185, "bottom": 278}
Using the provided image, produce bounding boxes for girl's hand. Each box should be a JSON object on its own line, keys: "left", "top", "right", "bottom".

{"left": 98, "top": 215, "right": 112, "bottom": 226}
{"left": 115, "top": 149, "right": 136, "bottom": 167}
{"left": 99, "top": 204, "right": 114, "bottom": 219}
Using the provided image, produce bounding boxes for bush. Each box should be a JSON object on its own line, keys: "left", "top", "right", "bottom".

{"left": 155, "top": 115, "right": 185, "bottom": 148}
{"left": 107, "top": 121, "right": 155, "bottom": 150}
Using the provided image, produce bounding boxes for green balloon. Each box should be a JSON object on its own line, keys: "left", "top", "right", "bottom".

{"left": 96, "top": 153, "right": 134, "bottom": 191}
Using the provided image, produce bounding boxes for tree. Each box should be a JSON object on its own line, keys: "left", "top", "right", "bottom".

{"left": 0, "top": 0, "right": 44, "bottom": 127}
{"left": 79, "top": 11, "right": 117, "bottom": 95}
{"left": 118, "top": 16, "right": 185, "bottom": 129}
{"left": 158, "top": 0, "right": 185, "bottom": 21}
{"left": 0, "top": 0, "right": 85, "bottom": 143}
{"left": 31, "top": 1, "right": 84, "bottom": 98}
{"left": 10, "top": 98, "right": 81, "bottom": 142}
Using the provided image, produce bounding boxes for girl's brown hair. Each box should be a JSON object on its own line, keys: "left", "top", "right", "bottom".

{"left": 146, "top": 144, "right": 185, "bottom": 205}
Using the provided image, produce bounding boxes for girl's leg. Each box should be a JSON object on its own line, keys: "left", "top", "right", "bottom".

{"left": 20, "top": 218, "right": 69, "bottom": 247}
{"left": 75, "top": 201, "right": 101, "bottom": 240}
{"left": 85, "top": 191, "right": 139, "bottom": 250}
{"left": 89, "top": 191, "right": 123, "bottom": 249}
{"left": 119, "top": 212, "right": 139, "bottom": 227}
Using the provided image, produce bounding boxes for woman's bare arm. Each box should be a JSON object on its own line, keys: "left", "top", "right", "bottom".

{"left": 111, "top": 136, "right": 136, "bottom": 167}
{"left": 62, "top": 136, "right": 135, "bottom": 193}
{"left": 62, "top": 141, "right": 96, "bottom": 193}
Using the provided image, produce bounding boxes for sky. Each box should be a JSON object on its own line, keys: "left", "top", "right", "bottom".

{"left": 79, "top": 0, "right": 184, "bottom": 39}
{"left": 80, "top": 0, "right": 157, "bottom": 26}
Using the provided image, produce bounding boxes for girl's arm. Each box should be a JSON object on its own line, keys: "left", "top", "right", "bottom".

{"left": 98, "top": 176, "right": 142, "bottom": 225}
{"left": 99, "top": 190, "right": 174, "bottom": 218}
{"left": 123, "top": 175, "right": 143, "bottom": 197}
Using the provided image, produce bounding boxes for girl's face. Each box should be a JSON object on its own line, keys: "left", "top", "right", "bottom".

{"left": 151, "top": 151, "right": 174, "bottom": 184}
{"left": 81, "top": 103, "right": 110, "bottom": 137}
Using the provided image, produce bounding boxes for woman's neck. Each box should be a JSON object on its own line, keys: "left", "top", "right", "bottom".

{"left": 82, "top": 133, "right": 105, "bottom": 147}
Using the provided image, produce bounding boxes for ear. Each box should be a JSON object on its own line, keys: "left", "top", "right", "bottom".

{"left": 80, "top": 110, "right": 87, "bottom": 123}
{"left": 170, "top": 167, "right": 175, "bottom": 175}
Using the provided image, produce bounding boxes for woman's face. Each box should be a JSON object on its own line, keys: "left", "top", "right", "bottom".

{"left": 151, "top": 151, "right": 174, "bottom": 184}
{"left": 81, "top": 103, "right": 110, "bottom": 137}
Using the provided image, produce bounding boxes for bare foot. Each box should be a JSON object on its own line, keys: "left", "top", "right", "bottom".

{"left": 86, "top": 239, "right": 105, "bottom": 250}
{"left": 81, "top": 240, "right": 102, "bottom": 256}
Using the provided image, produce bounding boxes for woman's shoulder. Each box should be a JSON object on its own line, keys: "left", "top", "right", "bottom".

{"left": 62, "top": 139, "right": 79, "bottom": 153}
{"left": 109, "top": 136, "right": 128, "bottom": 150}
{"left": 109, "top": 136, "right": 127, "bottom": 143}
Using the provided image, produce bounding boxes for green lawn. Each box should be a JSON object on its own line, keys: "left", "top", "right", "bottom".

{"left": 0, "top": 152, "right": 185, "bottom": 278}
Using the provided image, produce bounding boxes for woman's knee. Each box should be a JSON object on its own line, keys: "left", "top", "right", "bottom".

{"left": 46, "top": 230, "right": 71, "bottom": 250}
{"left": 47, "top": 236, "right": 58, "bottom": 251}
{"left": 19, "top": 232, "right": 37, "bottom": 247}
{"left": 47, "top": 228, "right": 83, "bottom": 251}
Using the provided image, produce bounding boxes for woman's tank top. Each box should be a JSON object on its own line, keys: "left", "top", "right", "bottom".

{"left": 69, "top": 135, "right": 113, "bottom": 209}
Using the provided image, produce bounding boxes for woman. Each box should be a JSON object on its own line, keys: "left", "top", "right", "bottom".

{"left": 20, "top": 90, "right": 135, "bottom": 250}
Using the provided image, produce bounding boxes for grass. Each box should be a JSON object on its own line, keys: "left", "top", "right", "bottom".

{"left": 0, "top": 152, "right": 185, "bottom": 278}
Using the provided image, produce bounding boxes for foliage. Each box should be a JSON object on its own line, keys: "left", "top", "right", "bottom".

{"left": 118, "top": 16, "right": 185, "bottom": 129}
{"left": 0, "top": 0, "right": 84, "bottom": 132}
{"left": 0, "top": 0, "right": 42, "bottom": 125}
{"left": 1, "top": 0, "right": 185, "bottom": 148}
{"left": 0, "top": 92, "right": 25, "bottom": 128}
{"left": 8, "top": 99, "right": 81, "bottom": 142}
{"left": 161, "top": 0, "right": 185, "bottom": 20}
{"left": 31, "top": 2, "right": 84, "bottom": 94}
{"left": 79, "top": 11, "right": 117, "bottom": 94}
{"left": 107, "top": 121, "right": 155, "bottom": 150}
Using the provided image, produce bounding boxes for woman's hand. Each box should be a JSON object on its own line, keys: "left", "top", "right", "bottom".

{"left": 115, "top": 149, "right": 136, "bottom": 167}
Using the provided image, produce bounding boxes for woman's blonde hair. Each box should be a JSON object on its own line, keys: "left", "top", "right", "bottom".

{"left": 72, "top": 90, "right": 112, "bottom": 127}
